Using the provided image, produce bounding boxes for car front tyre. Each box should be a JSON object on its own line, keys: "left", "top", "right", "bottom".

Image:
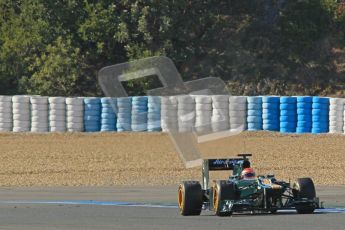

{"left": 178, "top": 181, "right": 203, "bottom": 216}
{"left": 292, "top": 178, "right": 316, "bottom": 214}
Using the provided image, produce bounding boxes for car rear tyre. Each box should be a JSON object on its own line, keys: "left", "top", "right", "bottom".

{"left": 213, "top": 180, "right": 235, "bottom": 216}
{"left": 178, "top": 181, "right": 203, "bottom": 216}
{"left": 292, "top": 178, "right": 316, "bottom": 214}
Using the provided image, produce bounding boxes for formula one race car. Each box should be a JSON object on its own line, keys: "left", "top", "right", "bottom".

{"left": 178, "top": 154, "right": 321, "bottom": 216}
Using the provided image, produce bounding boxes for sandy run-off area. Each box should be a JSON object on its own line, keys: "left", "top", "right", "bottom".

{"left": 0, "top": 132, "right": 344, "bottom": 186}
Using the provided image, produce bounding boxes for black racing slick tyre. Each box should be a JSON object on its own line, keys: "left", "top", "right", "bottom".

{"left": 213, "top": 180, "right": 236, "bottom": 216}
{"left": 178, "top": 181, "right": 203, "bottom": 216}
{"left": 292, "top": 178, "right": 316, "bottom": 214}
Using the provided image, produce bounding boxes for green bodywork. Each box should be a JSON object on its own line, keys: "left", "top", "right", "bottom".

{"left": 199, "top": 154, "right": 320, "bottom": 215}
{"left": 235, "top": 179, "right": 260, "bottom": 199}
{"left": 231, "top": 159, "right": 260, "bottom": 199}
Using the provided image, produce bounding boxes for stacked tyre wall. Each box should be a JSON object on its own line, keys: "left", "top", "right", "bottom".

{"left": 147, "top": 96, "right": 161, "bottom": 132}
{"left": 329, "top": 98, "right": 344, "bottom": 133}
{"left": 296, "top": 96, "right": 313, "bottom": 133}
{"left": 312, "top": 97, "right": 329, "bottom": 133}
{"left": 229, "top": 96, "right": 247, "bottom": 132}
{"left": 0, "top": 96, "right": 12, "bottom": 132}
{"left": 211, "top": 95, "right": 229, "bottom": 132}
{"left": 161, "top": 96, "right": 178, "bottom": 132}
{"left": 100, "top": 97, "right": 117, "bottom": 132}
{"left": 30, "top": 96, "right": 49, "bottom": 132}
{"left": 247, "top": 96, "right": 262, "bottom": 131}
{"left": 194, "top": 96, "right": 212, "bottom": 133}
{"left": 131, "top": 96, "right": 148, "bottom": 132}
{"left": 49, "top": 97, "right": 66, "bottom": 132}
{"left": 178, "top": 95, "right": 196, "bottom": 133}
{"left": 0, "top": 95, "right": 344, "bottom": 134}
{"left": 66, "top": 97, "right": 84, "bottom": 132}
{"left": 262, "top": 96, "right": 279, "bottom": 131}
{"left": 280, "top": 96, "right": 297, "bottom": 133}
{"left": 12, "top": 95, "right": 31, "bottom": 132}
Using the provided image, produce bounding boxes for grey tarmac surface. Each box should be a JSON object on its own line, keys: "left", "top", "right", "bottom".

{"left": 0, "top": 186, "right": 344, "bottom": 230}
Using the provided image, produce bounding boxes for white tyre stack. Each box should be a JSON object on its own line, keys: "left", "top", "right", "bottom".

{"left": 49, "top": 97, "right": 66, "bottom": 132}
{"left": 161, "top": 96, "right": 178, "bottom": 132}
{"left": 30, "top": 96, "right": 49, "bottom": 132}
{"left": 329, "top": 98, "right": 343, "bottom": 133}
{"left": 229, "top": 96, "right": 247, "bottom": 132}
{"left": 66, "top": 97, "right": 84, "bottom": 132}
{"left": 12, "top": 95, "right": 31, "bottom": 132}
{"left": 0, "top": 96, "right": 13, "bottom": 132}
{"left": 194, "top": 95, "right": 212, "bottom": 133}
{"left": 177, "top": 95, "right": 195, "bottom": 133}
{"left": 211, "top": 95, "right": 230, "bottom": 132}
{"left": 328, "top": 98, "right": 343, "bottom": 133}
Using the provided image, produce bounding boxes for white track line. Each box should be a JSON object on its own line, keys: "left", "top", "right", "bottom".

{"left": 0, "top": 200, "right": 344, "bottom": 213}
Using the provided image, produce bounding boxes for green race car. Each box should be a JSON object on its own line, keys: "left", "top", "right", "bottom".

{"left": 178, "top": 154, "right": 321, "bottom": 216}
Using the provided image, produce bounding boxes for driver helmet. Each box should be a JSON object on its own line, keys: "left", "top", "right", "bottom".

{"left": 241, "top": 168, "right": 256, "bottom": 180}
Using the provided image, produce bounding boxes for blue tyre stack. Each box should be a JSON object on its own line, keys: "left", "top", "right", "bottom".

{"left": 147, "top": 96, "right": 161, "bottom": 132}
{"left": 100, "top": 97, "right": 117, "bottom": 132}
{"left": 279, "top": 96, "right": 297, "bottom": 133}
{"left": 131, "top": 96, "right": 148, "bottom": 132}
{"left": 116, "top": 97, "right": 132, "bottom": 132}
{"left": 312, "top": 97, "right": 329, "bottom": 134}
{"left": 262, "top": 96, "right": 280, "bottom": 131}
{"left": 247, "top": 96, "right": 263, "bottom": 131}
{"left": 296, "top": 96, "right": 312, "bottom": 133}
{"left": 84, "top": 98, "right": 101, "bottom": 132}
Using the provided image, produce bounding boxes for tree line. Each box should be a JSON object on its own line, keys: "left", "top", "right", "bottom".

{"left": 0, "top": 0, "right": 345, "bottom": 96}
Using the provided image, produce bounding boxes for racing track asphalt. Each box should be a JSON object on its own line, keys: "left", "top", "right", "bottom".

{"left": 0, "top": 186, "right": 344, "bottom": 230}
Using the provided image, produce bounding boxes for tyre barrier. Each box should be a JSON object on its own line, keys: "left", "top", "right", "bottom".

{"left": 147, "top": 96, "right": 161, "bottom": 132}
{"left": 84, "top": 98, "right": 101, "bottom": 132}
{"left": 100, "top": 97, "right": 117, "bottom": 132}
{"left": 279, "top": 96, "right": 296, "bottom": 133}
{"left": 211, "top": 95, "right": 229, "bottom": 132}
{"left": 12, "top": 95, "right": 30, "bottom": 132}
{"left": 161, "top": 96, "right": 178, "bottom": 132}
{"left": 30, "top": 96, "right": 49, "bottom": 132}
{"left": 178, "top": 95, "right": 196, "bottom": 133}
{"left": 117, "top": 97, "right": 132, "bottom": 132}
{"left": 229, "top": 96, "right": 247, "bottom": 132}
{"left": 0, "top": 95, "right": 343, "bottom": 134}
{"left": 49, "top": 97, "right": 66, "bottom": 132}
{"left": 329, "top": 98, "right": 344, "bottom": 134}
{"left": 0, "top": 96, "right": 13, "bottom": 132}
{"left": 247, "top": 96, "right": 262, "bottom": 131}
{"left": 194, "top": 95, "right": 212, "bottom": 133}
{"left": 262, "top": 96, "right": 279, "bottom": 131}
{"left": 131, "top": 96, "right": 148, "bottom": 132}
{"left": 66, "top": 97, "right": 84, "bottom": 132}
{"left": 312, "top": 97, "right": 329, "bottom": 134}
{"left": 296, "top": 96, "right": 312, "bottom": 133}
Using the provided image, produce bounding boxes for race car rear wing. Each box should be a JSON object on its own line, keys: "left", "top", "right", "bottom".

{"left": 206, "top": 159, "right": 244, "bottom": 171}
{"left": 202, "top": 154, "right": 252, "bottom": 190}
